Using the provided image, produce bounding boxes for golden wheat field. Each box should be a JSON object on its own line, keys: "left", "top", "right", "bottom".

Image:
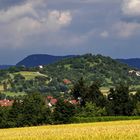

{"left": 0, "top": 120, "right": 140, "bottom": 140}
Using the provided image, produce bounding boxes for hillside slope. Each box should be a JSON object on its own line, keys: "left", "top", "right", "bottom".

{"left": 43, "top": 54, "right": 140, "bottom": 86}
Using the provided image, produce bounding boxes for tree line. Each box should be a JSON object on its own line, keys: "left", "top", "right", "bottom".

{"left": 1, "top": 78, "right": 140, "bottom": 128}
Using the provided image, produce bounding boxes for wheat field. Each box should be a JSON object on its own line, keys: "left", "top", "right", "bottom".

{"left": 0, "top": 120, "right": 140, "bottom": 140}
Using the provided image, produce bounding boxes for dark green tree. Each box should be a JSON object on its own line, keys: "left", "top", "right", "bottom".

{"left": 53, "top": 98, "right": 76, "bottom": 124}
{"left": 71, "top": 78, "right": 87, "bottom": 106}
{"left": 86, "top": 82, "right": 106, "bottom": 107}
{"left": 107, "top": 84, "right": 134, "bottom": 116}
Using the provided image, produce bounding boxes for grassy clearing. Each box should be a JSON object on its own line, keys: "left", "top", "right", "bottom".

{"left": 101, "top": 87, "right": 110, "bottom": 95}
{"left": 15, "top": 71, "right": 48, "bottom": 80}
{"left": 0, "top": 85, "right": 3, "bottom": 91}
{"left": 2, "top": 91, "right": 26, "bottom": 97}
{"left": 0, "top": 120, "right": 140, "bottom": 140}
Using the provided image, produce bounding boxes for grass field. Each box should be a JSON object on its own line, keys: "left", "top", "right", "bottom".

{"left": 0, "top": 85, "right": 3, "bottom": 91}
{"left": 14, "top": 71, "right": 48, "bottom": 80}
{"left": 0, "top": 120, "right": 140, "bottom": 140}
{"left": 2, "top": 91, "right": 26, "bottom": 97}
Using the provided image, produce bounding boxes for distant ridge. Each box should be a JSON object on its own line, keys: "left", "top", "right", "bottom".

{"left": 0, "top": 65, "right": 13, "bottom": 69}
{"left": 16, "top": 54, "right": 76, "bottom": 67}
{"left": 117, "top": 58, "right": 140, "bottom": 69}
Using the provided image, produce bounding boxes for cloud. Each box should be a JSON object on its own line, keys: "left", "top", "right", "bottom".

{"left": 113, "top": 21, "right": 140, "bottom": 37}
{"left": 46, "top": 10, "right": 72, "bottom": 32}
{"left": 0, "top": 3, "right": 37, "bottom": 22}
{"left": 100, "top": 31, "right": 109, "bottom": 38}
{"left": 122, "top": 0, "right": 140, "bottom": 16}
{"left": 0, "top": 0, "right": 72, "bottom": 48}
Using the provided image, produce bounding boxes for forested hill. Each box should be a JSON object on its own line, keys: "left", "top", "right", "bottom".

{"left": 0, "top": 54, "right": 140, "bottom": 96}
{"left": 43, "top": 54, "right": 140, "bottom": 86}
{"left": 16, "top": 54, "right": 75, "bottom": 67}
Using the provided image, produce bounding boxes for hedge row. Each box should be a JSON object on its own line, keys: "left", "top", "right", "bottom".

{"left": 70, "top": 116, "right": 140, "bottom": 123}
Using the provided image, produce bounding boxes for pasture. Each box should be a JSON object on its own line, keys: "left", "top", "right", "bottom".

{"left": 14, "top": 71, "right": 48, "bottom": 80}
{"left": 0, "top": 120, "right": 140, "bottom": 140}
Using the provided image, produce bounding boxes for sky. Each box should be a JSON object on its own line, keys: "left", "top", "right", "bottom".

{"left": 0, "top": 0, "right": 140, "bottom": 64}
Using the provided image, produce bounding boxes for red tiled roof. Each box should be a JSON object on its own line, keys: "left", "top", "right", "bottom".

{"left": 0, "top": 100, "right": 14, "bottom": 107}
{"left": 63, "top": 79, "right": 71, "bottom": 84}
{"left": 47, "top": 96, "right": 53, "bottom": 99}
{"left": 69, "top": 100, "right": 78, "bottom": 104}
{"left": 50, "top": 99, "right": 57, "bottom": 105}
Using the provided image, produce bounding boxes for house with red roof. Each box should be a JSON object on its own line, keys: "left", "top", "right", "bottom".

{"left": 0, "top": 99, "right": 14, "bottom": 107}
{"left": 63, "top": 79, "right": 71, "bottom": 84}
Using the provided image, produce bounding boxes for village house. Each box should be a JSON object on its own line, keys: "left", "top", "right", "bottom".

{"left": 63, "top": 79, "right": 71, "bottom": 84}
{"left": 0, "top": 99, "right": 14, "bottom": 107}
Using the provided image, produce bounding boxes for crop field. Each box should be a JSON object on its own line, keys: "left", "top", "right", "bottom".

{"left": 0, "top": 120, "right": 140, "bottom": 140}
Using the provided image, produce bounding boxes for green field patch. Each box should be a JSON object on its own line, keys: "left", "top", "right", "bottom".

{"left": 64, "top": 64, "right": 71, "bottom": 70}
{"left": 2, "top": 91, "right": 26, "bottom": 97}
{"left": 14, "top": 71, "right": 48, "bottom": 80}
{"left": 0, "top": 85, "right": 3, "bottom": 91}
{"left": 101, "top": 87, "right": 110, "bottom": 95}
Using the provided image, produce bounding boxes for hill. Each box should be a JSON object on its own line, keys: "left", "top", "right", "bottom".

{"left": 43, "top": 54, "right": 140, "bottom": 87}
{"left": 16, "top": 54, "right": 75, "bottom": 67}
{"left": 15, "top": 54, "right": 140, "bottom": 70}
{"left": 1, "top": 54, "right": 140, "bottom": 97}
{"left": 117, "top": 58, "right": 140, "bottom": 69}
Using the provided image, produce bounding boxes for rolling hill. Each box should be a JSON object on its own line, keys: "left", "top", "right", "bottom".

{"left": 1, "top": 54, "right": 140, "bottom": 96}
{"left": 43, "top": 54, "right": 140, "bottom": 87}
{"left": 15, "top": 54, "right": 140, "bottom": 70}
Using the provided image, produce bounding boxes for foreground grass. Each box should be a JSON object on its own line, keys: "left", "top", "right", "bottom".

{"left": 0, "top": 120, "right": 140, "bottom": 140}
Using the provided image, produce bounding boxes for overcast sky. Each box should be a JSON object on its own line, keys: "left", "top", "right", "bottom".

{"left": 0, "top": 0, "right": 140, "bottom": 64}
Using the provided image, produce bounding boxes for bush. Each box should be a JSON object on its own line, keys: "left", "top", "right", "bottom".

{"left": 75, "top": 102, "right": 107, "bottom": 117}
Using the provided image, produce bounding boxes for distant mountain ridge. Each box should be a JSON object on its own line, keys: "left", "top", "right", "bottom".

{"left": 16, "top": 54, "right": 76, "bottom": 67}
{"left": 0, "top": 54, "right": 140, "bottom": 69}
{"left": 0, "top": 65, "right": 13, "bottom": 69}
{"left": 117, "top": 58, "right": 140, "bottom": 69}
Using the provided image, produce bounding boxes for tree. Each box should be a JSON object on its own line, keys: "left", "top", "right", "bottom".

{"left": 71, "top": 78, "right": 87, "bottom": 106}
{"left": 3, "top": 81, "right": 8, "bottom": 91}
{"left": 0, "top": 107, "right": 9, "bottom": 128}
{"left": 7, "top": 100, "right": 24, "bottom": 127}
{"left": 107, "top": 84, "right": 134, "bottom": 116}
{"left": 21, "top": 93, "right": 46, "bottom": 126}
{"left": 86, "top": 82, "right": 106, "bottom": 107}
{"left": 53, "top": 98, "right": 76, "bottom": 124}
{"left": 76, "top": 102, "right": 106, "bottom": 117}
